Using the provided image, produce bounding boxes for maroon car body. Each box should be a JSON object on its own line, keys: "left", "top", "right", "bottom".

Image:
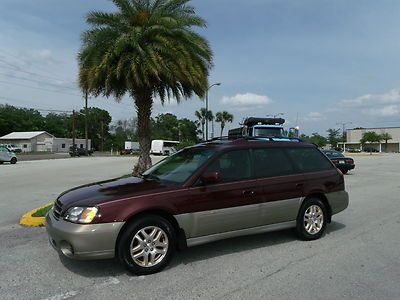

{"left": 46, "top": 139, "right": 349, "bottom": 275}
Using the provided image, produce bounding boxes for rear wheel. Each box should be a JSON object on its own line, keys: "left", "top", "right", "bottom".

{"left": 10, "top": 157, "right": 17, "bottom": 164}
{"left": 296, "top": 198, "right": 327, "bottom": 240}
{"left": 117, "top": 215, "right": 176, "bottom": 275}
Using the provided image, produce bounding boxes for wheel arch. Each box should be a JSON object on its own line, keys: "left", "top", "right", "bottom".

{"left": 302, "top": 193, "right": 332, "bottom": 223}
{"left": 115, "top": 209, "right": 187, "bottom": 255}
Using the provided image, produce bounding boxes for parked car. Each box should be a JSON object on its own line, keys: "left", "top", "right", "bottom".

{"left": 0, "top": 146, "right": 17, "bottom": 164}
{"left": 363, "top": 146, "right": 379, "bottom": 153}
{"left": 46, "top": 138, "right": 349, "bottom": 275}
{"left": 322, "top": 150, "right": 355, "bottom": 174}
{"left": 69, "top": 146, "right": 93, "bottom": 157}
{"left": 0, "top": 144, "right": 22, "bottom": 153}
{"left": 120, "top": 149, "right": 133, "bottom": 155}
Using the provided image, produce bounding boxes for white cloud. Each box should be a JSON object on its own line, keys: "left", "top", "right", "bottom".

{"left": 221, "top": 93, "right": 272, "bottom": 107}
{"left": 339, "top": 88, "right": 400, "bottom": 117}
{"left": 303, "top": 111, "right": 326, "bottom": 122}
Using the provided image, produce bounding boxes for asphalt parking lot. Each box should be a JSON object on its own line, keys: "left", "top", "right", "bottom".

{"left": 0, "top": 155, "right": 399, "bottom": 299}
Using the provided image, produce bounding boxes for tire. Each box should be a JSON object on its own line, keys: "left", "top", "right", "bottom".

{"left": 296, "top": 198, "right": 328, "bottom": 240}
{"left": 10, "top": 157, "right": 17, "bottom": 164}
{"left": 117, "top": 215, "right": 176, "bottom": 275}
{"left": 341, "top": 169, "right": 348, "bottom": 174}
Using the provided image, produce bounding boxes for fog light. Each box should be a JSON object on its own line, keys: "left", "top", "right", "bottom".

{"left": 59, "top": 241, "right": 74, "bottom": 257}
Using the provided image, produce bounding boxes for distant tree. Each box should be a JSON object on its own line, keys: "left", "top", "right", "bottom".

{"left": 299, "top": 133, "right": 311, "bottom": 142}
{"left": 215, "top": 111, "right": 234, "bottom": 137}
{"left": 152, "top": 113, "right": 180, "bottom": 141}
{"left": 110, "top": 118, "right": 137, "bottom": 150}
{"left": 309, "top": 132, "right": 328, "bottom": 148}
{"left": 326, "top": 128, "right": 341, "bottom": 148}
{"left": 178, "top": 118, "right": 198, "bottom": 143}
{"left": 195, "top": 108, "right": 213, "bottom": 141}
{"left": 78, "top": 0, "right": 213, "bottom": 175}
{"left": 380, "top": 132, "right": 392, "bottom": 152}
{"left": 0, "top": 105, "right": 44, "bottom": 136}
{"left": 75, "top": 107, "right": 112, "bottom": 151}
{"left": 43, "top": 113, "right": 71, "bottom": 137}
{"left": 360, "top": 131, "right": 382, "bottom": 152}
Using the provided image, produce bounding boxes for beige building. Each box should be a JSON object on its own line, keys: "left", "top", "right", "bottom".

{"left": 342, "top": 127, "right": 400, "bottom": 153}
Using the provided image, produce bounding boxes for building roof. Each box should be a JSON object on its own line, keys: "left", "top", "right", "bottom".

{"left": 0, "top": 131, "right": 54, "bottom": 140}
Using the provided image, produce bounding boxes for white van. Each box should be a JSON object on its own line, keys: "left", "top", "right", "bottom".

{"left": 150, "top": 140, "right": 179, "bottom": 156}
{"left": 0, "top": 146, "right": 17, "bottom": 164}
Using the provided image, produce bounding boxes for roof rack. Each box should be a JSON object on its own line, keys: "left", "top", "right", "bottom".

{"left": 204, "top": 136, "right": 303, "bottom": 143}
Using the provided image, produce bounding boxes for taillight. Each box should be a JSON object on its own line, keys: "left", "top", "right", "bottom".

{"left": 345, "top": 159, "right": 353, "bottom": 164}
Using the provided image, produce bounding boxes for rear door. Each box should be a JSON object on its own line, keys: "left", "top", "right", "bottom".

{"left": 186, "top": 149, "right": 263, "bottom": 238}
{"left": 253, "top": 147, "right": 305, "bottom": 225}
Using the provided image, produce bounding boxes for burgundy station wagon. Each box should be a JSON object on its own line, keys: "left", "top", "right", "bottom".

{"left": 46, "top": 138, "right": 349, "bottom": 275}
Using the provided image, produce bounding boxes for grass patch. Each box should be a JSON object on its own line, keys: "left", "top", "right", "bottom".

{"left": 32, "top": 204, "right": 53, "bottom": 217}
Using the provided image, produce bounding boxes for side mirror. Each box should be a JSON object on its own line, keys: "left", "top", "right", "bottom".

{"left": 201, "top": 171, "right": 220, "bottom": 185}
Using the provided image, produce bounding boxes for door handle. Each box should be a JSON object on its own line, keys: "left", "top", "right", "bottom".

{"left": 296, "top": 183, "right": 304, "bottom": 189}
{"left": 242, "top": 190, "right": 256, "bottom": 196}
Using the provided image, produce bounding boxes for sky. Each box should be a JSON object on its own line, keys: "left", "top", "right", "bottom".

{"left": 1, "top": 0, "right": 400, "bottom": 135}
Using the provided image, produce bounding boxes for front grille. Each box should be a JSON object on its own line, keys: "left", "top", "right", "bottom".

{"left": 53, "top": 199, "right": 63, "bottom": 220}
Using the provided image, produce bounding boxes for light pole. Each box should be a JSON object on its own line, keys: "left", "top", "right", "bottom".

{"left": 205, "top": 82, "right": 221, "bottom": 140}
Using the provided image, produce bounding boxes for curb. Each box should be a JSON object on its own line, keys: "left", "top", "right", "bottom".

{"left": 19, "top": 203, "right": 53, "bottom": 227}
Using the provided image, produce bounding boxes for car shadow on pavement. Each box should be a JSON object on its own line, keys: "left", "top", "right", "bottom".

{"left": 59, "top": 255, "right": 124, "bottom": 277}
{"left": 59, "top": 221, "right": 346, "bottom": 277}
{"left": 170, "top": 221, "right": 346, "bottom": 268}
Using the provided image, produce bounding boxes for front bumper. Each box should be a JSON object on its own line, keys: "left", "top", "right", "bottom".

{"left": 45, "top": 209, "right": 125, "bottom": 260}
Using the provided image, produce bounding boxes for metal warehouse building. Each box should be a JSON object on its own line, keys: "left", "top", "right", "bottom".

{"left": 343, "top": 127, "right": 400, "bottom": 153}
{"left": 0, "top": 131, "right": 91, "bottom": 153}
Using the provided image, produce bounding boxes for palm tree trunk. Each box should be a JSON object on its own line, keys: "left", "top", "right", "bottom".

{"left": 132, "top": 90, "right": 153, "bottom": 176}
{"left": 220, "top": 124, "right": 224, "bottom": 138}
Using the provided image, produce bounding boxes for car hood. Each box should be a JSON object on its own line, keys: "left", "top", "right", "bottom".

{"left": 57, "top": 176, "right": 177, "bottom": 208}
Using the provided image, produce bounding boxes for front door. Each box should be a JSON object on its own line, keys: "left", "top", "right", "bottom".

{"left": 185, "top": 149, "right": 263, "bottom": 238}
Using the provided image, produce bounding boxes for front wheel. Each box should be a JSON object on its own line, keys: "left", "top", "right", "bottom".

{"left": 10, "top": 157, "right": 17, "bottom": 164}
{"left": 117, "top": 215, "right": 176, "bottom": 275}
{"left": 296, "top": 198, "right": 327, "bottom": 240}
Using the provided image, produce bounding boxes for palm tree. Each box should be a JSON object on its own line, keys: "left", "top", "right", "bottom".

{"left": 215, "top": 111, "right": 234, "bottom": 137}
{"left": 78, "top": 0, "right": 213, "bottom": 174}
{"left": 195, "top": 108, "right": 213, "bottom": 141}
{"left": 380, "top": 132, "right": 392, "bottom": 152}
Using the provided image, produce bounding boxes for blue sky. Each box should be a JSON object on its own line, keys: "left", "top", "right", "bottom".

{"left": 1, "top": 0, "right": 400, "bottom": 135}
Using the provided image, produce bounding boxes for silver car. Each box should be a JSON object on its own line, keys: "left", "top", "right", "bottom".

{"left": 0, "top": 146, "right": 17, "bottom": 164}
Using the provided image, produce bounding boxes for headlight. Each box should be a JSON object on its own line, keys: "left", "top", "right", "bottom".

{"left": 64, "top": 207, "right": 98, "bottom": 224}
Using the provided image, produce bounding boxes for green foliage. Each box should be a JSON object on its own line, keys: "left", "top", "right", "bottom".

{"left": 32, "top": 204, "right": 53, "bottom": 218}
{"left": 215, "top": 111, "right": 234, "bottom": 137}
{"left": 360, "top": 131, "right": 382, "bottom": 146}
{"left": 195, "top": 108, "right": 213, "bottom": 140}
{"left": 326, "top": 128, "right": 341, "bottom": 147}
{"left": 380, "top": 132, "right": 392, "bottom": 152}
{"left": 299, "top": 133, "right": 327, "bottom": 148}
{"left": 110, "top": 118, "right": 137, "bottom": 150}
{"left": 0, "top": 105, "right": 45, "bottom": 136}
{"left": 151, "top": 113, "right": 198, "bottom": 143}
{"left": 78, "top": 0, "right": 213, "bottom": 174}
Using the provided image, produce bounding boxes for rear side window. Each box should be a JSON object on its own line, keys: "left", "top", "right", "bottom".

{"left": 253, "top": 148, "right": 294, "bottom": 178}
{"left": 286, "top": 148, "right": 333, "bottom": 172}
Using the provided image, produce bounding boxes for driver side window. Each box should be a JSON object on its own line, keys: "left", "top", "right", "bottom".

{"left": 204, "top": 150, "right": 251, "bottom": 183}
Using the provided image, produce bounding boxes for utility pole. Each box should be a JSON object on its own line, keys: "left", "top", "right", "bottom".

{"left": 101, "top": 120, "right": 104, "bottom": 152}
{"left": 336, "top": 122, "right": 352, "bottom": 151}
{"left": 72, "top": 110, "right": 76, "bottom": 155}
{"left": 84, "top": 91, "right": 88, "bottom": 155}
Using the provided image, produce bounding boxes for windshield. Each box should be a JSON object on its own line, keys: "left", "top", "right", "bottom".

{"left": 142, "top": 147, "right": 215, "bottom": 184}
{"left": 253, "top": 127, "right": 285, "bottom": 137}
